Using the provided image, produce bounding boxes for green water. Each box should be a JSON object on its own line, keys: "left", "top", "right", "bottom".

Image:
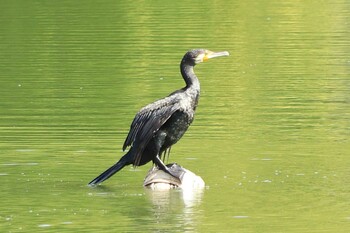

{"left": 1, "top": 0, "right": 350, "bottom": 232}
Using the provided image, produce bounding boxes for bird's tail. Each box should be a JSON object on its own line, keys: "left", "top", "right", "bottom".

{"left": 88, "top": 152, "right": 131, "bottom": 186}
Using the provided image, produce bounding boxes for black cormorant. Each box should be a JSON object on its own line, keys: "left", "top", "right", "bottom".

{"left": 88, "top": 49, "right": 229, "bottom": 186}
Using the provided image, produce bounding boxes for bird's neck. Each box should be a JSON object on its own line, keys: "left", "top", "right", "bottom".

{"left": 181, "top": 63, "right": 200, "bottom": 91}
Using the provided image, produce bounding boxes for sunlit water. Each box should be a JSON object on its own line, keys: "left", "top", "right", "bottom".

{"left": 1, "top": 1, "right": 350, "bottom": 232}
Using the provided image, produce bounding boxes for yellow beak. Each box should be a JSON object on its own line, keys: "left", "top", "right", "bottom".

{"left": 203, "top": 51, "right": 230, "bottom": 61}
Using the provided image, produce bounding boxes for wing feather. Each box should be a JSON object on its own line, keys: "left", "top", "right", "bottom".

{"left": 122, "top": 95, "right": 182, "bottom": 165}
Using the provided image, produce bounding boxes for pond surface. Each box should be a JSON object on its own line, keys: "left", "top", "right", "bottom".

{"left": 1, "top": 0, "right": 350, "bottom": 232}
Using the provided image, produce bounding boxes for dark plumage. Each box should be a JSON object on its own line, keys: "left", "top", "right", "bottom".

{"left": 88, "top": 49, "right": 229, "bottom": 186}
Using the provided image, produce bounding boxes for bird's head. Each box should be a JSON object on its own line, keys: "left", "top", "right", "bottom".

{"left": 182, "top": 49, "right": 230, "bottom": 66}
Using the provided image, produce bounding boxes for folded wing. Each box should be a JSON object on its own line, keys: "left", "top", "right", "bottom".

{"left": 123, "top": 96, "right": 181, "bottom": 165}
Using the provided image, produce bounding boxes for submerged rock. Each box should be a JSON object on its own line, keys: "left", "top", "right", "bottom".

{"left": 143, "top": 163, "right": 205, "bottom": 190}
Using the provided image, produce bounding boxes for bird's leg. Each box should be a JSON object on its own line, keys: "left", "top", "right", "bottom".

{"left": 153, "top": 155, "right": 181, "bottom": 182}
{"left": 161, "top": 147, "right": 171, "bottom": 163}
{"left": 153, "top": 131, "right": 181, "bottom": 182}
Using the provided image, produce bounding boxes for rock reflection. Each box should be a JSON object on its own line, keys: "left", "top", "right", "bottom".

{"left": 144, "top": 164, "right": 205, "bottom": 231}
{"left": 145, "top": 187, "right": 204, "bottom": 231}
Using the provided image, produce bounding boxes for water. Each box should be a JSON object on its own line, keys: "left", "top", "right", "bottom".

{"left": 1, "top": 0, "right": 350, "bottom": 232}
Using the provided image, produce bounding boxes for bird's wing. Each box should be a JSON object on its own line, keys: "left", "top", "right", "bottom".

{"left": 122, "top": 95, "right": 181, "bottom": 165}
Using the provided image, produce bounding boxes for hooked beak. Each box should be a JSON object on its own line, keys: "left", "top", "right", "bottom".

{"left": 204, "top": 50, "right": 230, "bottom": 61}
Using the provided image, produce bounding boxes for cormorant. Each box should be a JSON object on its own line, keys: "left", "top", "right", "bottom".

{"left": 88, "top": 49, "right": 229, "bottom": 186}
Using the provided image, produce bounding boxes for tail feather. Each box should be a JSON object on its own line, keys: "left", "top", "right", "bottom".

{"left": 88, "top": 156, "right": 130, "bottom": 186}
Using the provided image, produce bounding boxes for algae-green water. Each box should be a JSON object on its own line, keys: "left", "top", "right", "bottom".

{"left": 1, "top": 1, "right": 349, "bottom": 232}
